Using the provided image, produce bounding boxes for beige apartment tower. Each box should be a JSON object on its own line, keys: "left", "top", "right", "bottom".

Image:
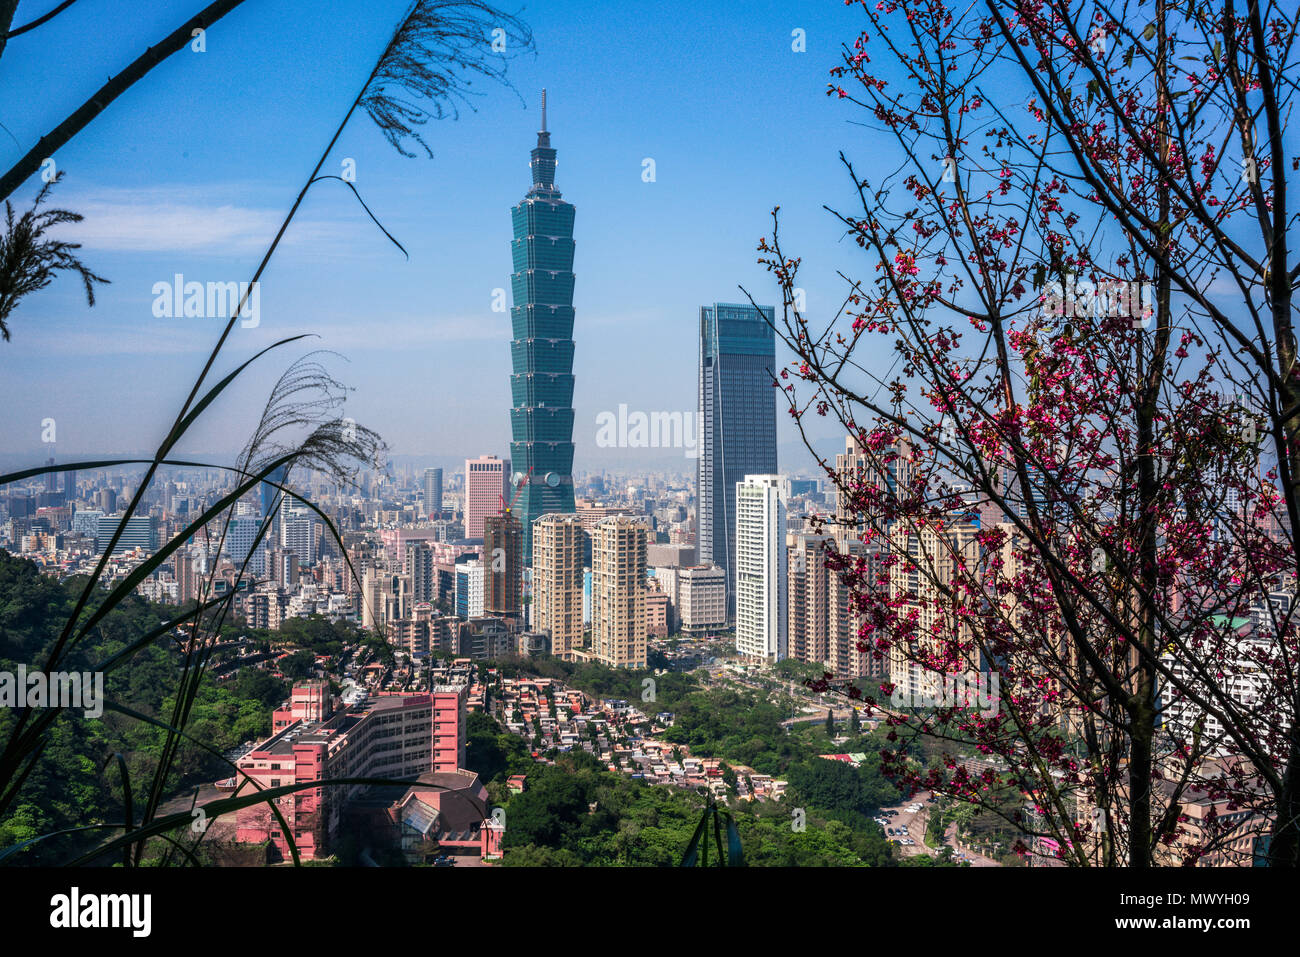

{"left": 787, "top": 534, "right": 883, "bottom": 680}
{"left": 887, "top": 517, "right": 984, "bottom": 701}
{"left": 531, "top": 513, "right": 586, "bottom": 659}
{"left": 834, "top": 434, "right": 914, "bottom": 546}
{"left": 591, "top": 515, "right": 650, "bottom": 668}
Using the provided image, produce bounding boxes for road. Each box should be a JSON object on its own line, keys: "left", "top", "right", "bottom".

{"left": 878, "top": 792, "right": 1001, "bottom": 866}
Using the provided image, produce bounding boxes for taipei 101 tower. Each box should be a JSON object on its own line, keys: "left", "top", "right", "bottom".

{"left": 509, "top": 90, "right": 577, "bottom": 562}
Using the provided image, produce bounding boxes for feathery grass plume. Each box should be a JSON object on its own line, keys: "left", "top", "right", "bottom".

{"left": 362, "top": 0, "right": 534, "bottom": 158}
{"left": 242, "top": 352, "right": 387, "bottom": 494}
{"left": 0, "top": 0, "right": 534, "bottom": 867}
{"left": 132, "top": 354, "right": 386, "bottom": 867}
{"left": 0, "top": 171, "right": 107, "bottom": 341}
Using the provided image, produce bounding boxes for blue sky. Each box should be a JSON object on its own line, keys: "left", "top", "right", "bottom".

{"left": 0, "top": 0, "right": 903, "bottom": 475}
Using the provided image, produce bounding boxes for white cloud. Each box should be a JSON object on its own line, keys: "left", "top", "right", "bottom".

{"left": 44, "top": 184, "right": 355, "bottom": 253}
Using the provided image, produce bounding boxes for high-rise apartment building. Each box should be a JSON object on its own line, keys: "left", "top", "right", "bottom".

{"left": 698, "top": 302, "right": 778, "bottom": 619}
{"left": 175, "top": 546, "right": 198, "bottom": 605}
{"left": 834, "top": 434, "right": 914, "bottom": 545}
{"left": 531, "top": 512, "right": 586, "bottom": 659}
{"left": 227, "top": 513, "right": 267, "bottom": 578}
{"left": 423, "top": 467, "right": 443, "bottom": 517}
{"left": 270, "top": 547, "right": 299, "bottom": 590}
{"left": 509, "top": 90, "right": 577, "bottom": 561}
{"left": 788, "top": 533, "right": 834, "bottom": 666}
{"left": 483, "top": 511, "right": 523, "bottom": 623}
{"left": 464, "top": 455, "right": 509, "bottom": 540}
{"left": 455, "top": 561, "right": 485, "bottom": 619}
{"left": 590, "top": 515, "right": 650, "bottom": 669}
{"left": 735, "top": 474, "right": 787, "bottom": 661}
{"left": 828, "top": 539, "right": 883, "bottom": 680}
{"left": 787, "top": 534, "right": 882, "bottom": 679}
{"left": 280, "top": 506, "right": 317, "bottom": 567}
{"left": 406, "top": 541, "right": 438, "bottom": 604}
{"left": 887, "top": 516, "right": 985, "bottom": 702}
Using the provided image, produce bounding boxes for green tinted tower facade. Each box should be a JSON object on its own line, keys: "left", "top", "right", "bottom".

{"left": 510, "top": 90, "right": 576, "bottom": 562}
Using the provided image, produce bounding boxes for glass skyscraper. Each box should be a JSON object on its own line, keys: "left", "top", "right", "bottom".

{"left": 423, "top": 466, "right": 443, "bottom": 516}
{"left": 697, "top": 302, "right": 778, "bottom": 621}
{"left": 509, "top": 90, "right": 576, "bottom": 561}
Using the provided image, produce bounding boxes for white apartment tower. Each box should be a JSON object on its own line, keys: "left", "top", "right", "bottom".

{"left": 735, "top": 474, "right": 788, "bottom": 661}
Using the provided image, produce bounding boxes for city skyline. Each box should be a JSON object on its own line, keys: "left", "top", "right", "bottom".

{"left": 3, "top": 0, "right": 1293, "bottom": 887}
{"left": 0, "top": 0, "right": 875, "bottom": 470}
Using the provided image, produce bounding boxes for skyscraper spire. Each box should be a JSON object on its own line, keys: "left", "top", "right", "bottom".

{"left": 529, "top": 89, "right": 557, "bottom": 193}
{"left": 537, "top": 88, "right": 551, "bottom": 150}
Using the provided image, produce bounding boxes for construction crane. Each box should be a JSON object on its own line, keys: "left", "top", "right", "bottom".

{"left": 499, "top": 466, "right": 532, "bottom": 515}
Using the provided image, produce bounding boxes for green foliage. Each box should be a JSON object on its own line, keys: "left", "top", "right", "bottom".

{"left": 772, "top": 658, "right": 824, "bottom": 682}
{"left": 464, "top": 711, "right": 531, "bottom": 785}
{"left": 786, "top": 757, "right": 901, "bottom": 818}
{"left": 0, "top": 551, "right": 287, "bottom": 863}
{"left": 277, "top": 650, "right": 318, "bottom": 681}
{"left": 498, "top": 750, "right": 897, "bottom": 867}
{"left": 659, "top": 688, "right": 799, "bottom": 775}
{"left": 275, "top": 615, "right": 357, "bottom": 658}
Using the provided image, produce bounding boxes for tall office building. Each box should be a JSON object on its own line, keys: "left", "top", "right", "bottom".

{"left": 532, "top": 513, "right": 586, "bottom": 659}
{"left": 423, "top": 467, "right": 443, "bottom": 517}
{"left": 95, "top": 514, "right": 157, "bottom": 555}
{"left": 590, "top": 515, "right": 650, "bottom": 669}
{"left": 509, "top": 90, "right": 577, "bottom": 562}
{"left": 735, "top": 475, "right": 787, "bottom": 661}
{"left": 72, "top": 509, "right": 104, "bottom": 539}
{"left": 483, "top": 511, "right": 523, "bottom": 623}
{"left": 698, "top": 302, "right": 778, "bottom": 620}
{"left": 260, "top": 464, "right": 288, "bottom": 522}
{"left": 464, "top": 455, "right": 509, "bottom": 540}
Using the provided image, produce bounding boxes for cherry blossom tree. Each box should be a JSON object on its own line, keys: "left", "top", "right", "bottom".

{"left": 758, "top": 0, "right": 1300, "bottom": 866}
